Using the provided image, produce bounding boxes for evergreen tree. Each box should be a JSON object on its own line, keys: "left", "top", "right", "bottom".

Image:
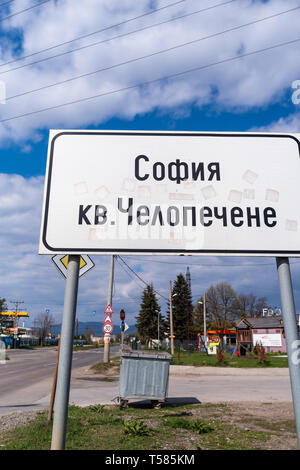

{"left": 0, "top": 298, "right": 7, "bottom": 312}
{"left": 135, "top": 284, "right": 165, "bottom": 344}
{"left": 167, "top": 273, "right": 193, "bottom": 342}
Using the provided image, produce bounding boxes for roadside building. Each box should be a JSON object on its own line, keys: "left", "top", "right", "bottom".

{"left": 235, "top": 316, "right": 300, "bottom": 354}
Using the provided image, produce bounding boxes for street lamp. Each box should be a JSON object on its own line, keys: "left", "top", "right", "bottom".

{"left": 198, "top": 293, "right": 207, "bottom": 352}
{"left": 155, "top": 310, "right": 160, "bottom": 350}
{"left": 169, "top": 282, "right": 178, "bottom": 354}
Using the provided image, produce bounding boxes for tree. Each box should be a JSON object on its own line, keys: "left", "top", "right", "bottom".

{"left": 205, "top": 282, "right": 240, "bottom": 349}
{"left": 33, "top": 312, "right": 55, "bottom": 346}
{"left": 237, "top": 293, "right": 270, "bottom": 318}
{"left": 167, "top": 273, "right": 193, "bottom": 343}
{"left": 85, "top": 326, "right": 95, "bottom": 344}
{"left": 254, "top": 297, "right": 270, "bottom": 316}
{"left": 0, "top": 298, "right": 8, "bottom": 312}
{"left": 135, "top": 284, "right": 165, "bottom": 345}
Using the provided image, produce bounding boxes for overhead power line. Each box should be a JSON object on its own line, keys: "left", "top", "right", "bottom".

{"left": 1, "top": 35, "right": 299, "bottom": 124}
{"left": 116, "top": 256, "right": 147, "bottom": 292}
{"left": 0, "top": 0, "right": 15, "bottom": 7}
{"left": 117, "top": 256, "right": 169, "bottom": 302}
{"left": 0, "top": 0, "right": 189, "bottom": 69}
{"left": 0, "top": 0, "right": 238, "bottom": 74}
{"left": 5, "top": 5, "right": 300, "bottom": 103}
{"left": 0, "top": 0, "right": 52, "bottom": 22}
{"left": 126, "top": 256, "right": 282, "bottom": 267}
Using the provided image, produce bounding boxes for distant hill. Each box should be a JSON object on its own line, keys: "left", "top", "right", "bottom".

{"left": 51, "top": 321, "right": 136, "bottom": 337}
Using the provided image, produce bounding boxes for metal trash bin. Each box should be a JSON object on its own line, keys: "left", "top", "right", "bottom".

{"left": 117, "top": 350, "right": 172, "bottom": 409}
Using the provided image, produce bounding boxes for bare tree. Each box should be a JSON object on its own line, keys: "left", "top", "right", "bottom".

{"left": 205, "top": 282, "right": 240, "bottom": 349}
{"left": 85, "top": 326, "right": 95, "bottom": 344}
{"left": 254, "top": 297, "right": 270, "bottom": 316}
{"left": 237, "top": 293, "right": 257, "bottom": 318}
{"left": 34, "top": 313, "right": 56, "bottom": 346}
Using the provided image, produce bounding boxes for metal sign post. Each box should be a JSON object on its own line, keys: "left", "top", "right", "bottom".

{"left": 276, "top": 257, "right": 300, "bottom": 448}
{"left": 51, "top": 255, "right": 80, "bottom": 450}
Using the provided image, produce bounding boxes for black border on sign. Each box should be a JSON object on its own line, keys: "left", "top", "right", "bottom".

{"left": 42, "top": 131, "right": 300, "bottom": 256}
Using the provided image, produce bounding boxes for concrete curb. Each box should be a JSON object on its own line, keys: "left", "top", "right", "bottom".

{"left": 169, "top": 365, "right": 289, "bottom": 376}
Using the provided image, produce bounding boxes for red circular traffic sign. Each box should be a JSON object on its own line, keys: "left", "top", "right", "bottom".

{"left": 120, "top": 309, "right": 125, "bottom": 320}
{"left": 103, "top": 322, "right": 113, "bottom": 334}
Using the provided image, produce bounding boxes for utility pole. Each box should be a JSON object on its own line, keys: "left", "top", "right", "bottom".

{"left": 10, "top": 300, "right": 24, "bottom": 347}
{"left": 104, "top": 255, "right": 114, "bottom": 363}
{"left": 157, "top": 310, "right": 160, "bottom": 350}
{"left": 203, "top": 292, "right": 207, "bottom": 351}
{"left": 169, "top": 281, "right": 174, "bottom": 355}
{"left": 10, "top": 300, "right": 24, "bottom": 328}
{"left": 75, "top": 318, "right": 78, "bottom": 339}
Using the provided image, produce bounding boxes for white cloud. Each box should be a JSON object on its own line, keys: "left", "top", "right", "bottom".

{"left": 0, "top": 0, "right": 300, "bottom": 143}
{"left": 251, "top": 111, "right": 300, "bottom": 132}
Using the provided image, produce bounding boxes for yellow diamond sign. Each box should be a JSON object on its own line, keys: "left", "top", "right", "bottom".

{"left": 60, "top": 255, "right": 87, "bottom": 270}
{"left": 52, "top": 254, "right": 94, "bottom": 279}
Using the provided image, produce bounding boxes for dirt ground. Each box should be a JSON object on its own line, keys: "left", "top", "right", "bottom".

{"left": 189, "top": 402, "right": 297, "bottom": 450}
{"left": 88, "top": 366, "right": 297, "bottom": 450}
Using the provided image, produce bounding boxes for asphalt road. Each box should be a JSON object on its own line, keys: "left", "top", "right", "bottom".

{"left": 0, "top": 348, "right": 293, "bottom": 417}
{"left": 0, "top": 346, "right": 120, "bottom": 415}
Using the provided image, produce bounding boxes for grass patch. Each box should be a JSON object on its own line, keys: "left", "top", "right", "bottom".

{"left": 73, "top": 344, "right": 104, "bottom": 352}
{"left": 163, "top": 417, "right": 213, "bottom": 434}
{"left": 1, "top": 402, "right": 287, "bottom": 451}
{"left": 90, "top": 357, "right": 120, "bottom": 374}
{"left": 170, "top": 351, "right": 288, "bottom": 368}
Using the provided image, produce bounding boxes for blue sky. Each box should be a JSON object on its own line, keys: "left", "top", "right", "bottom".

{"left": 1, "top": 97, "right": 296, "bottom": 176}
{"left": 1, "top": 0, "right": 300, "bottom": 328}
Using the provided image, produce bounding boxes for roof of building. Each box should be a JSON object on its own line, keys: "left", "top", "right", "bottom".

{"left": 236, "top": 316, "right": 285, "bottom": 329}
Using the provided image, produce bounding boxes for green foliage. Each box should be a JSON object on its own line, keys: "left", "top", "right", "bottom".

{"left": 163, "top": 417, "right": 213, "bottom": 434}
{"left": 0, "top": 297, "right": 7, "bottom": 312}
{"left": 170, "top": 351, "right": 288, "bottom": 368}
{"left": 1, "top": 403, "right": 293, "bottom": 450}
{"left": 88, "top": 404, "right": 105, "bottom": 413}
{"left": 123, "top": 419, "right": 149, "bottom": 436}
{"left": 167, "top": 273, "right": 193, "bottom": 341}
{"left": 135, "top": 284, "right": 165, "bottom": 343}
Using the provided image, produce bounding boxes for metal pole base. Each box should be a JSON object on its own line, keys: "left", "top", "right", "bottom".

{"left": 51, "top": 255, "right": 80, "bottom": 450}
{"left": 276, "top": 257, "right": 300, "bottom": 449}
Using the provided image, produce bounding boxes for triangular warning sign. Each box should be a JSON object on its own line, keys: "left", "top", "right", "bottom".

{"left": 104, "top": 314, "right": 113, "bottom": 323}
{"left": 104, "top": 304, "right": 114, "bottom": 314}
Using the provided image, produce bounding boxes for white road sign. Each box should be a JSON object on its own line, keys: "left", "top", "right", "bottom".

{"left": 103, "top": 323, "right": 113, "bottom": 334}
{"left": 39, "top": 130, "right": 300, "bottom": 257}
{"left": 253, "top": 333, "right": 282, "bottom": 347}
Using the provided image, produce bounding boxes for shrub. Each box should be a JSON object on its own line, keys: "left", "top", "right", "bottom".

{"left": 256, "top": 344, "right": 266, "bottom": 364}
{"left": 123, "top": 419, "right": 149, "bottom": 436}
{"left": 88, "top": 404, "right": 105, "bottom": 413}
{"left": 216, "top": 349, "right": 225, "bottom": 365}
{"left": 163, "top": 417, "right": 213, "bottom": 434}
